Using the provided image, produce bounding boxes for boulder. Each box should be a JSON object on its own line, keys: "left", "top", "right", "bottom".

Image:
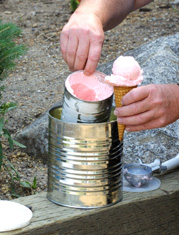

{"left": 15, "top": 101, "right": 63, "bottom": 162}
{"left": 16, "top": 33, "right": 179, "bottom": 163}
{"left": 98, "top": 33, "right": 179, "bottom": 163}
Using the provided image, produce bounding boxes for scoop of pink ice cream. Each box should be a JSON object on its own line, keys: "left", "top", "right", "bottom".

{"left": 105, "top": 56, "right": 143, "bottom": 87}
{"left": 70, "top": 83, "right": 97, "bottom": 101}
{"left": 65, "top": 70, "right": 114, "bottom": 101}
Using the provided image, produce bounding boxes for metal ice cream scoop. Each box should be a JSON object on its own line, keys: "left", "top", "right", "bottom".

{"left": 123, "top": 164, "right": 153, "bottom": 187}
{"left": 123, "top": 154, "right": 179, "bottom": 188}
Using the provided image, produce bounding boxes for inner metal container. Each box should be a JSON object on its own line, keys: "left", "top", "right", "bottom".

{"left": 61, "top": 71, "right": 114, "bottom": 124}
{"left": 47, "top": 105, "right": 123, "bottom": 209}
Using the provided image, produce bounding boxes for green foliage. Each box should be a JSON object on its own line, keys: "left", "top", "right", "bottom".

{"left": 70, "top": 0, "right": 80, "bottom": 12}
{"left": 20, "top": 177, "right": 37, "bottom": 190}
{"left": 0, "top": 21, "right": 27, "bottom": 79}
{"left": 0, "top": 21, "right": 36, "bottom": 197}
{"left": 0, "top": 21, "right": 27, "bottom": 101}
{"left": 0, "top": 102, "right": 26, "bottom": 170}
{"left": 172, "top": 6, "right": 179, "bottom": 16}
{"left": 3, "top": 156, "right": 37, "bottom": 198}
{"left": 0, "top": 20, "right": 27, "bottom": 170}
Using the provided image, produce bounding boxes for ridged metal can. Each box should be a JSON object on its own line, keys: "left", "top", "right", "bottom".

{"left": 47, "top": 105, "right": 123, "bottom": 209}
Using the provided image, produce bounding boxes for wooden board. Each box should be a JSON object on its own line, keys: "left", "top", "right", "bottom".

{"left": 2, "top": 170, "right": 179, "bottom": 235}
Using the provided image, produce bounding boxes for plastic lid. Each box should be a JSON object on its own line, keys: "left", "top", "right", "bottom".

{"left": 123, "top": 177, "right": 161, "bottom": 192}
{"left": 0, "top": 200, "right": 33, "bottom": 232}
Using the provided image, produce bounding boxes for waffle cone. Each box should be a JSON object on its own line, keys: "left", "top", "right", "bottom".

{"left": 114, "top": 86, "right": 137, "bottom": 141}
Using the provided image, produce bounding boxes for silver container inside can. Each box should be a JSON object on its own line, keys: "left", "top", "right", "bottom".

{"left": 61, "top": 71, "right": 114, "bottom": 123}
{"left": 47, "top": 105, "right": 123, "bottom": 209}
{"left": 61, "top": 87, "right": 113, "bottom": 123}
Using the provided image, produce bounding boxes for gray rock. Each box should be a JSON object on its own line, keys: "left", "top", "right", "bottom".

{"left": 16, "top": 112, "right": 48, "bottom": 162}
{"left": 98, "top": 33, "right": 179, "bottom": 163}
{"left": 16, "top": 33, "right": 179, "bottom": 163}
{"left": 171, "top": 0, "right": 179, "bottom": 6}
{"left": 16, "top": 101, "right": 63, "bottom": 162}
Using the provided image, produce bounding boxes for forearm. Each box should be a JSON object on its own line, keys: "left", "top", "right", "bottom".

{"left": 77, "top": 0, "right": 153, "bottom": 31}
{"left": 170, "top": 84, "right": 179, "bottom": 119}
{"left": 76, "top": 0, "right": 134, "bottom": 31}
{"left": 133, "top": 0, "right": 153, "bottom": 11}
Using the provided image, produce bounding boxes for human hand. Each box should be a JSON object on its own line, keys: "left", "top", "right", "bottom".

{"left": 60, "top": 11, "right": 104, "bottom": 75}
{"left": 114, "top": 84, "right": 179, "bottom": 131}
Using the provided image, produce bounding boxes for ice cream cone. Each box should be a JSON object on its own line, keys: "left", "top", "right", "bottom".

{"left": 114, "top": 86, "right": 137, "bottom": 141}
{"left": 104, "top": 56, "right": 143, "bottom": 140}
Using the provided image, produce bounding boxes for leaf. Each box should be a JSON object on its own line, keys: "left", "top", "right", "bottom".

{"left": 0, "top": 155, "right": 2, "bottom": 169}
{"left": 0, "top": 102, "right": 17, "bottom": 115}
{"left": 13, "top": 139, "right": 26, "bottom": 148}
{"left": 0, "top": 157, "right": 2, "bottom": 169}
{"left": 5, "top": 157, "right": 20, "bottom": 180}
{"left": 13, "top": 176, "right": 20, "bottom": 181}
{"left": 8, "top": 136, "right": 14, "bottom": 150}
{"left": 20, "top": 181, "right": 31, "bottom": 188}
{"left": 5, "top": 103, "right": 17, "bottom": 112}
{"left": 2, "top": 128, "right": 11, "bottom": 139}
{"left": 11, "top": 192, "right": 21, "bottom": 198}
{"left": 0, "top": 117, "right": 4, "bottom": 134}
{"left": 32, "top": 177, "right": 37, "bottom": 189}
{"left": 0, "top": 143, "right": 3, "bottom": 169}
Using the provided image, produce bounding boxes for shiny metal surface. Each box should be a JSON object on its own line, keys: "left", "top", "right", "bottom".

{"left": 47, "top": 106, "right": 123, "bottom": 208}
{"left": 61, "top": 87, "right": 113, "bottom": 123}
{"left": 123, "top": 164, "right": 153, "bottom": 188}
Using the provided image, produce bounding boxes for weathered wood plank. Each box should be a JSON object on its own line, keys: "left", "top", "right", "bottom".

{"left": 2, "top": 170, "right": 179, "bottom": 235}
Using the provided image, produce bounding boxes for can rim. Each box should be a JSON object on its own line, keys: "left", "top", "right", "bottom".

{"left": 48, "top": 105, "right": 117, "bottom": 125}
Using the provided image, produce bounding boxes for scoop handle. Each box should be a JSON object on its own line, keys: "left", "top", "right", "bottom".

{"left": 147, "top": 159, "right": 160, "bottom": 169}
{"left": 161, "top": 154, "right": 179, "bottom": 171}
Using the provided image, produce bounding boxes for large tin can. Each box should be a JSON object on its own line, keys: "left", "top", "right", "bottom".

{"left": 47, "top": 105, "right": 123, "bottom": 209}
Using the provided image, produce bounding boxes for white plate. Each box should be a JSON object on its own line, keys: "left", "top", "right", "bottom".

{"left": 123, "top": 177, "right": 161, "bottom": 192}
{"left": 0, "top": 200, "right": 33, "bottom": 232}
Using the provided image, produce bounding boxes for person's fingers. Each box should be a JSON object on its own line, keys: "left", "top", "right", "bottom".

{"left": 60, "top": 28, "right": 69, "bottom": 63}
{"left": 117, "top": 108, "right": 159, "bottom": 126}
{"left": 73, "top": 34, "right": 90, "bottom": 71}
{"left": 115, "top": 98, "right": 151, "bottom": 117}
{"left": 83, "top": 33, "right": 104, "bottom": 75}
{"left": 121, "top": 85, "right": 151, "bottom": 106}
{"left": 60, "top": 28, "right": 103, "bottom": 74}
{"left": 115, "top": 84, "right": 165, "bottom": 117}
{"left": 60, "top": 12, "right": 104, "bottom": 74}
{"left": 65, "top": 31, "right": 79, "bottom": 71}
{"left": 114, "top": 84, "right": 179, "bottom": 132}
{"left": 125, "top": 117, "right": 166, "bottom": 132}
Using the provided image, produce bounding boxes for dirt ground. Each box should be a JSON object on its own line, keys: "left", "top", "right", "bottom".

{"left": 0, "top": 0, "right": 178, "bottom": 199}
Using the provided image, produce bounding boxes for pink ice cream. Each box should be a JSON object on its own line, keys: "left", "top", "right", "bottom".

{"left": 65, "top": 70, "right": 114, "bottom": 101}
{"left": 105, "top": 56, "right": 143, "bottom": 86}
